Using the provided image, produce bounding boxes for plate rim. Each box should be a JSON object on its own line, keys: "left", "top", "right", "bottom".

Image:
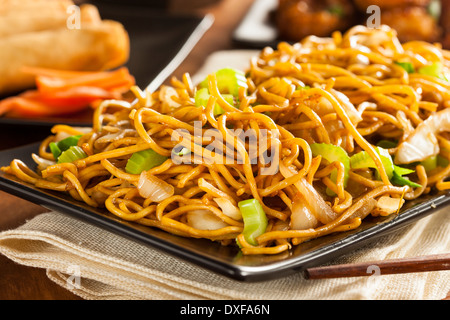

{"left": 232, "top": 0, "right": 279, "bottom": 48}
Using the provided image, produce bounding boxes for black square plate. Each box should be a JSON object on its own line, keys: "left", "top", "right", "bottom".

{"left": 1, "top": 142, "right": 449, "bottom": 281}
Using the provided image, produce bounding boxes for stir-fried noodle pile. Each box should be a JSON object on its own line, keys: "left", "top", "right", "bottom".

{"left": 3, "top": 25, "right": 450, "bottom": 255}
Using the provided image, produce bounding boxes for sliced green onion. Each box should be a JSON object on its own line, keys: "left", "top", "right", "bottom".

{"left": 49, "top": 142, "right": 62, "bottom": 159}
{"left": 194, "top": 87, "right": 210, "bottom": 106}
{"left": 392, "top": 164, "right": 421, "bottom": 188}
{"left": 310, "top": 143, "right": 350, "bottom": 195}
{"left": 197, "top": 68, "right": 245, "bottom": 115}
{"left": 49, "top": 135, "right": 82, "bottom": 160}
{"left": 125, "top": 149, "right": 168, "bottom": 174}
{"left": 194, "top": 87, "right": 235, "bottom": 116}
{"left": 437, "top": 155, "right": 449, "bottom": 168}
{"left": 57, "top": 135, "right": 82, "bottom": 151}
{"left": 418, "top": 62, "right": 447, "bottom": 81}
{"left": 420, "top": 156, "right": 438, "bottom": 172}
{"left": 238, "top": 198, "right": 268, "bottom": 246}
{"left": 391, "top": 171, "right": 422, "bottom": 188}
{"left": 394, "top": 61, "right": 415, "bottom": 74}
{"left": 350, "top": 147, "right": 394, "bottom": 179}
{"left": 351, "top": 147, "right": 422, "bottom": 188}
{"left": 393, "top": 165, "right": 415, "bottom": 176}
{"left": 57, "top": 146, "right": 87, "bottom": 164}
{"left": 199, "top": 67, "right": 247, "bottom": 97}
{"left": 376, "top": 140, "right": 398, "bottom": 149}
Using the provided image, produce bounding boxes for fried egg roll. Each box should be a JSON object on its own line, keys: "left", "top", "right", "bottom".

{"left": 0, "top": 3, "right": 102, "bottom": 38}
{"left": 0, "top": 20, "right": 130, "bottom": 95}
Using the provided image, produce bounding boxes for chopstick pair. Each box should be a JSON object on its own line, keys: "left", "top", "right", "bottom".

{"left": 304, "top": 253, "right": 450, "bottom": 279}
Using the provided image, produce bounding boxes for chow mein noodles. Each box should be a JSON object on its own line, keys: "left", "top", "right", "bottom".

{"left": 3, "top": 25, "right": 450, "bottom": 255}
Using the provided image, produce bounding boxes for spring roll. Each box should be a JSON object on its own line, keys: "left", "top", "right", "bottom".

{"left": 0, "top": 0, "right": 73, "bottom": 15}
{"left": 0, "top": 19, "right": 130, "bottom": 95}
{"left": 0, "top": 3, "right": 102, "bottom": 38}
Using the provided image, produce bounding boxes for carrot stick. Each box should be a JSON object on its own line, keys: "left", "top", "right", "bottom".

{"left": 0, "top": 98, "right": 13, "bottom": 116}
{"left": 35, "top": 67, "right": 134, "bottom": 93}
{"left": 1, "top": 67, "right": 135, "bottom": 118}
{"left": 21, "top": 66, "right": 106, "bottom": 79}
{"left": 2, "top": 97, "right": 56, "bottom": 117}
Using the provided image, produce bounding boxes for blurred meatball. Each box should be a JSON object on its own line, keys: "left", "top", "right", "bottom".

{"left": 353, "top": 0, "right": 431, "bottom": 10}
{"left": 277, "top": 0, "right": 356, "bottom": 41}
{"left": 380, "top": 6, "right": 442, "bottom": 42}
{"left": 441, "top": 0, "right": 450, "bottom": 48}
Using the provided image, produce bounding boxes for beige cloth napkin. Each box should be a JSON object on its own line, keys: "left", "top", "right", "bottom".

{"left": 0, "top": 207, "right": 448, "bottom": 300}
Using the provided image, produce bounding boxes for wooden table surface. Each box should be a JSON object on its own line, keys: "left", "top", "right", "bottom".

{"left": 0, "top": 0, "right": 448, "bottom": 301}
{"left": 0, "top": 0, "right": 254, "bottom": 300}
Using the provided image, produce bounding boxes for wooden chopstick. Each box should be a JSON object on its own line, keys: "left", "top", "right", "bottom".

{"left": 304, "top": 253, "right": 450, "bottom": 280}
